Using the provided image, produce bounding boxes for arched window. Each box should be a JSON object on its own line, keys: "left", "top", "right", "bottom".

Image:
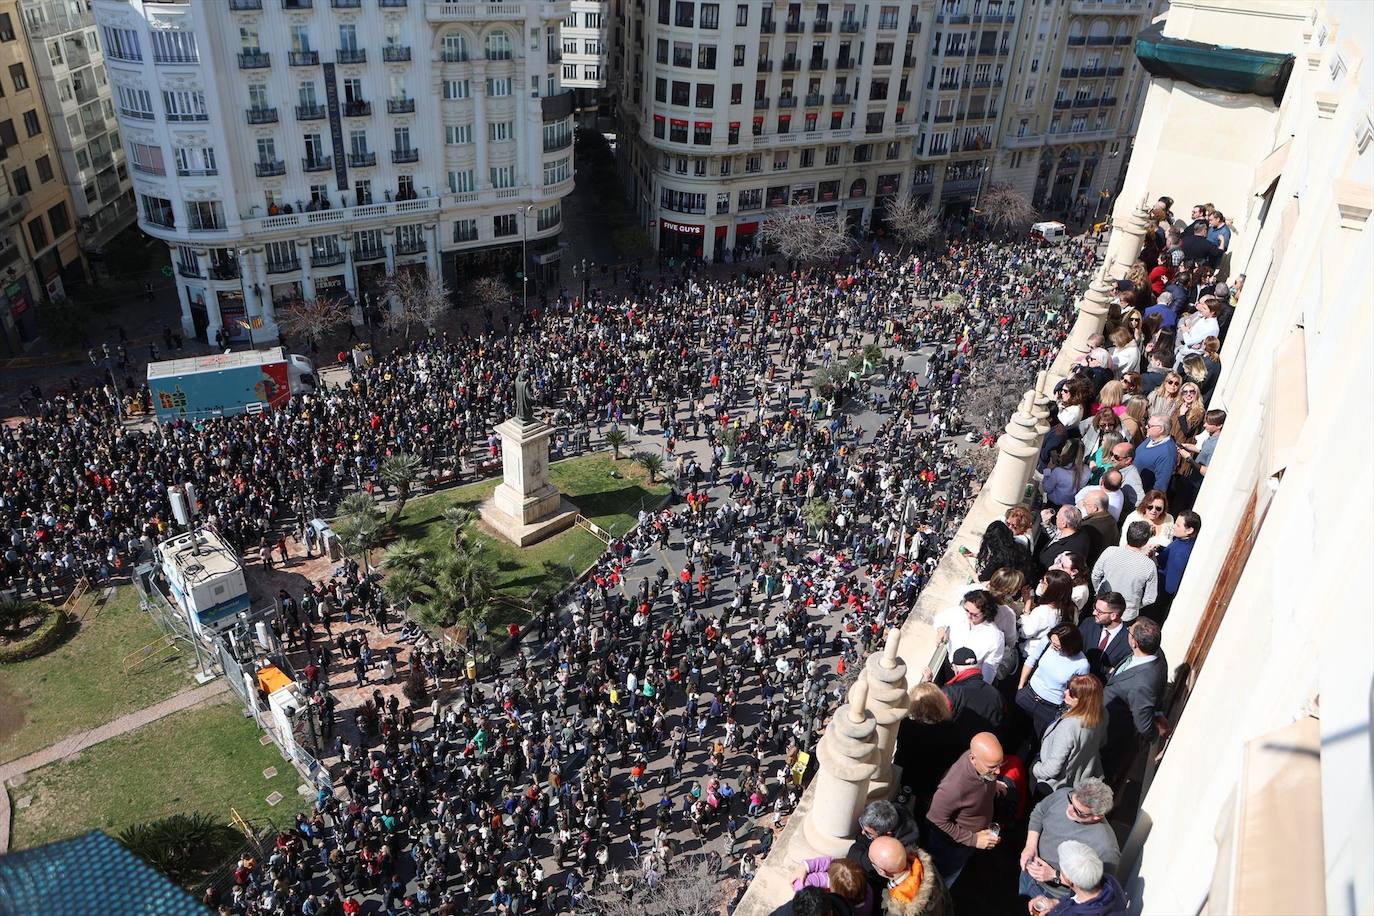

{"left": 485, "top": 30, "right": 512, "bottom": 61}
{"left": 442, "top": 33, "right": 468, "bottom": 63}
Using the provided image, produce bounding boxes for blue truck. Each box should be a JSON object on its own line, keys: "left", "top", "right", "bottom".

{"left": 146, "top": 347, "right": 316, "bottom": 422}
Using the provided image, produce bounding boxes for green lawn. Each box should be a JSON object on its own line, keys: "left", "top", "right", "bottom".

{"left": 0, "top": 586, "right": 193, "bottom": 765}
{"left": 8, "top": 698, "right": 308, "bottom": 850}
{"left": 391, "top": 452, "right": 670, "bottom": 630}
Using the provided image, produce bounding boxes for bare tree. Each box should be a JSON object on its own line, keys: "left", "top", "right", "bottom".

{"left": 884, "top": 196, "right": 943, "bottom": 255}
{"left": 467, "top": 276, "right": 513, "bottom": 313}
{"left": 581, "top": 855, "right": 731, "bottom": 916}
{"left": 978, "top": 184, "right": 1038, "bottom": 235}
{"left": 382, "top": 270, "right": 451, "bottom": 338}
{"left": 757, "top": 205, "right": 853, "bottom": 267}
{"left": 277, "top": 295, "right": 351, "bottom": 343}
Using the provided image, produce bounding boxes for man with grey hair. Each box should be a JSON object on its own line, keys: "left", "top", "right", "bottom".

{"left": 1089, "top": 522, "right": 1159, "bottom": 621}
{"left": 1019, "top": 778, "right": 1120, "bottom": 904}
{"left": 1076, "top": 490, "right": 1119, "bottom": 563}
{"left": 1027, "top": 841, "right": 1128, "bottom": 914}
{"left": 1134, "top": 415, "right": 1177, "bottom": 493}
{"left": 1037, "top": 505, "right": 1099, "bottom": 572}
{"left": 844, "top": 798, "right": 921, "bottom": 873}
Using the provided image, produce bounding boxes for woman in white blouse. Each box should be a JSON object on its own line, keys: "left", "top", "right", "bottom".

{"left": 1117, "top": 489, "right": 1174, "bottom": 550}
{"left": 934, "top": 589, "right": 1007, "bottom": 683}
{"left": 1018, "top": 569, "right": 1079, "bottom": 662}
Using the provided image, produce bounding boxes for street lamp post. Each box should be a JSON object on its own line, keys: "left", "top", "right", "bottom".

{"left": 520, "top": 204, "right": 536, "bottom": 313}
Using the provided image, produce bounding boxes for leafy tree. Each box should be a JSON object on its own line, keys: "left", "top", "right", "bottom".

{"left": 379, "top": 453, "right": 422, "bottom": 516}
{"left": 419, "top": 550, "right": 494, "bottom": 635}
{"left": 582, "top": 855, "right": 730, "bottom": 916}
{"left": 402, "top": 664, "right": 430, "bottom": 705}
{"left": 604, "top": 428, "right": 628, "bottom": 460}
{"left": 635, "top": 450, "right": 664, "bottom": 484}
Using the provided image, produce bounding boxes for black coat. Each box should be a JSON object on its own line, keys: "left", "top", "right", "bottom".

{"left": 1079, "top": 618, "right": 1132, "bottom": 681}
{"left": 942, "top": 669, "right": 1006, "bottom": 744}
{"left": 1038, "top": 527, "right": 1100, "bottom": 573}
{"left": 845, "top": 803, "right": 923, "bottom": 872}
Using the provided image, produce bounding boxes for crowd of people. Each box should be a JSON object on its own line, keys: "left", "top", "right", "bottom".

{"left": 4, "top": 230, "right": 1106, "bottom": 916}
{"left": 767, "top": 195, "right": 1235, "bottom": 916}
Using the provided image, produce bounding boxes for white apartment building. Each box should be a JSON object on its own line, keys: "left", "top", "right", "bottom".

{"left": 93, "top": 0, "right": 575, "bottom": 345}
{"left": 992, "top": 0, "right": 1156, "bottom": 216}
{"left": 913, "top": 0, "right": 1017, "bottom": 211}
{"left": 19, "top": 0, "right": 136, "bottom": 259}
{"left": 612, "top": 0, "right": 932, "bottom": 260}
{"left": 560, "top": 0, "right": 608, "bottom": 118}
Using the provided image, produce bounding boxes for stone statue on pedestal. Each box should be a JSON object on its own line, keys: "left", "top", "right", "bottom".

{"left": 514, "top": 369, "right": 535, "bottom": 423}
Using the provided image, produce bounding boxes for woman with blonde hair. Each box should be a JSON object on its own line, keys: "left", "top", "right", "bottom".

{"left": 983, "top": 568, "right": 1028, "bottom": 682}
{"left": 1090, "top": 380, "right": 1127, "bottom": 419}
{"left": 1109, "top": 324, "right": 1140, "bottom": 375}
{"left": 1147, "top": 371, "right": 1183, "bottom": 418}
{"left": 1121, "top": 396, "right": 1150, "bottom": 443}
{"left": 1173, "top": 381, "right": 1205, "bottom": 441}
{"left": 1031, "top": 673, "right": 1108, "bottom": 795}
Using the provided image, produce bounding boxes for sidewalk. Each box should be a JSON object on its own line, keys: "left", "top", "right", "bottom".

{"left": 0, "top": 678, "right": 229, "bottom": 853}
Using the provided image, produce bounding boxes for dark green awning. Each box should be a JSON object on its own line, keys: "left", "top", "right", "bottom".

{"left": 1135, "top": 21, "right": 1295, "bottom": 104}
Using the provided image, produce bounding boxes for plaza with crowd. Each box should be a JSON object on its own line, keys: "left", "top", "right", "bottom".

{"left": 2, "top": 229, "right": 1104, "bottom": 915}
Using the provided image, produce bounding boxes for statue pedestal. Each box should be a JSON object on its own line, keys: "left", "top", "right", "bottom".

{"left": 480, "top": 419, "right": 578, "bottom": 546}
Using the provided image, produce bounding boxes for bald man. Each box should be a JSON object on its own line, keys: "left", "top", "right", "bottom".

{"left": 867, "top": 835, "right": 952, "bottom": 916}
{"left": 923, "top": 732, "right": 1005, "bottom": 887}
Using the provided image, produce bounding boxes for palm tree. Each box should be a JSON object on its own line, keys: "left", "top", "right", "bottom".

{"left": 861, "top": 342, "right": 884, "bottom": 372}
{"left": 442, "top": 505, "right": 477, "bottom": 550}
{"left": 604, "top": 428, "right": 628, "bottom": 460}
{"left": 382, "top": 539, "right": 427, "bottom": 577}
{"left": 420, "top": 551, "right": 495, "bottom": 635}
{"left": 335, "top": 492, "right": 384, "bottom": 571}
{"left": 379, "top": 453, "right": 422, "bottom": 518}
{"left": 635, "top": 450, "right": 664, "bottom": 484}
{"left": 800, "top": 497, "right": 835, "bottom": 534}
{"left": 0, "top": 595, "right": 46, "bottom": 640}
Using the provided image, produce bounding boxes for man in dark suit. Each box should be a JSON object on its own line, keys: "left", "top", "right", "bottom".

{"left": 1102, "top": 618, "right": 1169, "bottom": 783}
{"left": 1037, "top": 506, "right": 1100, "bottom": 573}
{"left": 1079, "top": 591, "right": 1132, "bottom": 680}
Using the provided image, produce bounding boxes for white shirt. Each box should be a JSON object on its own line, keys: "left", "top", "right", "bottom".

{"left": 1019, "top": 604, "right": 1062, "bottom": 661}
{"left": 934, "top": 605, "right": 1006, "bottom": 683}
{"left": 1075, "top": 484, "right": 1123, "bottom": 520}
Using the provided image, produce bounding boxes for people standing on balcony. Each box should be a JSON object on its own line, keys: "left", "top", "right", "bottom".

{"left": 1101, "top": 618, "right": 1169, "bottom": 783}
{"left": 1090, "top": 523, "right": 1159, "bottom": 622}
{"left": 1134, "top": 416, "right": 1178, "bottom": 494}
{"left": 925, "top": 732, "right": 1006, "bottom": 887}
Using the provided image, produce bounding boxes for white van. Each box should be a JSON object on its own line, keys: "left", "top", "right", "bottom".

{"left": 1031, "top": 221, "right": 1068, "bottom": 244}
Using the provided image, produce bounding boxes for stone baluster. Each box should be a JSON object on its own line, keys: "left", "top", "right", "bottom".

{"left": 799, "top": 677, "right": 882, "bottom": 857}
{"left": 863, "top": 628, "right": 911, "bottom": 802}
{"left": 984, "top": 387, "right": 1041, "bottom": 514}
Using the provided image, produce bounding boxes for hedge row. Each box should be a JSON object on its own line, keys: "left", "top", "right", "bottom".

{"left": 0, "top": 610, "right": 68, "bottom": 664}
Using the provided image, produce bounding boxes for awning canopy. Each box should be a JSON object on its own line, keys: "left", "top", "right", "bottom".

{"left": 1135, "top": 22, "right": 1296, "bottom": 104}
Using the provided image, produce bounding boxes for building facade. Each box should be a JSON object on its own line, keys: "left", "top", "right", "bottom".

{"left": 0, "top": 0, "right": 84, "bottom": 355}
{"left": 560, "top": 0, "right": 609, "bottom": 119}
{"left": 18, "top": 0, "right": 137, "bottom": 260}
{"left": 991, "top": 0, "right": 1155, "bottom": 217}
{"left": 612, "top": 0, "right": 934, "bottom": 261}
{"left": 92, "top": 0, "right": 576, "bottom": 345}
{"left": 912, "top": 0, "right": 1018, "bottom": 211}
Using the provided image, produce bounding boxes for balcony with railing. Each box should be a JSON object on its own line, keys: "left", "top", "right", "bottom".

{"left": 836, "top": 56, "right": 856, "bottom": 69}
{"left": 424, "top": 1, "right": 571, "bottom": 21}
{"left": 759, "top": 17, "right": 776, "bottom": 32}
{"left": 337, "top": 48, "right": 367, "bottom": 64}
{"left": 343, "top": 100, "right": 372, "bottom": 117}
{"left": 266, "top": 256, "right": 301, "bottom": 274}
{"left": 809, "top": 57, "right": 829, "bottom": 70}
{"left": 283, "top": 0, "right": 313, "bottom": 8}
{"left": 839, "top": 17, "right": 860, "bottom": 32}
{"left": 255, "top": 159, "right": 287, "bottom": 177}
{"left": 296, "top": 103, "right": 326, "bottom": 120}
{"left": 754, "top": 97, "right": 770, "bottom": 110}
{"left": 379, "top": 0, "right": 407, "bottom": 6}
{"left": 239, "top": 50, "right": 271, "bottom": 69}
{"left": 331, "top": 0, "right": 362, "bottom": 7}
{"left": 247, "top": 106, "right": 279, "bottom": 124}
{"left": 210, "top": 260, "right": 241, "bottom": 281}
{"left": 289, "top": 50, "right": 320, "bottom": 66}
{"left": 384, "top": 45, "right": 412, "bottom": 62}
{"left": 349, "top": 151, "right": 377, "bottom": 167}
{"left": 1100, "top": 95, "right": 1118, "bottom": 106}
{"left": 387, "top": 97, "right": 416, "bottom": 114}
{"left": 1061, "top": 67, "right": 1080, "bottom": 78}
{"left": 1074, "top": 96, "right": 1098, "bottom": 108}
{"left": 804, "top": 92, "right": 824, "bottom": 106}
{"left": 782, "top": 56, "right": 800, "bottom": 71}
{"left": 1081, "top": 66, "right": 1107, "bottom": 78}
{"left": 1068, "top": 35, "right": 1087, "bottom": 45}
{"left": 229, "top": 0, "right": 263, "bottom": 10}
{"left": 1107, "top": 65, "right": 1125, "bottom": 76}
{"left": 778, "top": 95, "right": 797, "bottom": 108}
{"left": 814, "top": 18, "right": 831, "bottom": 32}
{"left": 757, "top": 58, "right": 774, "bottom": 71}
{"left": 394, "top": 236, "right": 427, "bottom": 256}
{"left": 177, "top": 261, "right": 201, "bottom": 279}
{"left": 832, "top": 92, "right": 851, "bottom": 104}
{"left": 312, "top": 248, "right": 347, "bottom": 267}
{"left": 302, "top": 155, "right": 333, "bottom": 172}
{"left": 1087, "top": 35, "right": 1114, "bottom": 45}
{"left": 1053, "top": 98, "right": 1073, "bottom": 109}
{"left": 1114, "top": 34, "right": 1133, "bottom": 44}
{"left": 392, "top": 148, "right": 420, "bottom": 163}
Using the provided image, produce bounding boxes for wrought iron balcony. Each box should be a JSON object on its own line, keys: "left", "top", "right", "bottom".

{"left": 331, "top": 0, "right": 361, "bottom": 7}
{"left": 782, "top": 56, "right": 800, "bottom": 70}
{"left": 813, "top": 19, "right": 831, "bottom": 32}
{"left": 229, "top": 0, "right": 263, "bottom": 9}
{"left": 804, "top": 92, "right": 824, "bottom": 106}
{"left": 839, "top": 18, "right": 860, "bottom": 32}
{"left": 336, "top": 48, "right": 367, "bottom": 64}
{"left": 289, "top": 50, "right": 320, "bottom": 66}
{"left": 247, "top": 106, "right": 278, "bottom": 124}
{"left": 383, "top": 46, "right": 412, "bottom": 62}
{"left": 754, "top": 97, "right": 770, "bottom": 109}
{"left": 784, "top": 19, "right": 803, "bottom": 32}
{"left": 238, "top": 51, "right": 270, "bottom": 69}
{"left": 312, "top": 249, "right": 347, "bottom": 267}
{"left": 348, "top": 151, "right": 377, "bottom": 167}
{"left": 387, "top": 97, "right": 416, "bottom": 114}
{"left": 392, "top": 148, "right": 420, "bottom": 163}
{"left": 296, "top": 103, "right": 326, "bottom": 120}
{"left": 343, "top": 100, "right": 372, "bottom": 117}
{"left": 255, "top": 159, "right": 286, "bottom": 177}
{"left": 777, "top": 95, "right": 797, "bottom": 108}
{"left": 831, "top": 91, "right": 851, "bottom": 104}
{"left": 302, "top": 156, "right": 333, "bottom": 172}
{"left": 266, "top": 257, "right": 301, "bottom": 274}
